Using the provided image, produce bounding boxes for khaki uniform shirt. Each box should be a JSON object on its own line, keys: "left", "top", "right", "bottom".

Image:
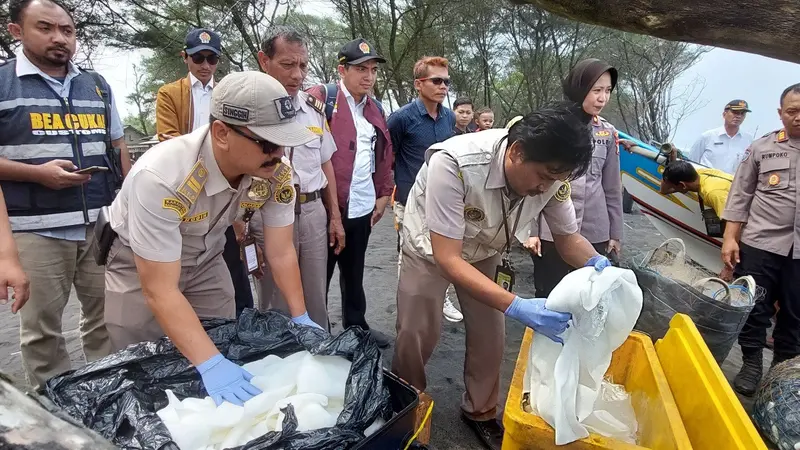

{"left": 722, "top": 129, "right": 800, "bottom": 258}
{"left": 289, "top": 91, "right": 337, "bottom": 193}
{"left": 109, "top": 126, "right": 295, "bottom": 266}
{"left": 402, "top": 129, "right": 579, "bottom": 264}
{"left": 534, "top": 116, "right": 623, "bottom": 243}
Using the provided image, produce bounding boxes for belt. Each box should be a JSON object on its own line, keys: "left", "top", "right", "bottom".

{"left": 298, "top": 190, "right": 322, "bottom": 204}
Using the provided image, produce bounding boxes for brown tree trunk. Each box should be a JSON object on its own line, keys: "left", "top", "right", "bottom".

{"left": 515, "top": 0, "right": 800, "bottom": 64}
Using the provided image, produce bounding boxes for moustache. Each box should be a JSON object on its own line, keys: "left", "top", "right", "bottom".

{"left": 48, "top": 46, "right": 69, "bottom": 54}
{"left": 261, "top": 158, "right": 282, "bottom": 168}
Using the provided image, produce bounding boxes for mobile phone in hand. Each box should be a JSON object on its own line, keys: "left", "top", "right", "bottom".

{"left": 74, "top": 166, "right": 110, "bottom": 175}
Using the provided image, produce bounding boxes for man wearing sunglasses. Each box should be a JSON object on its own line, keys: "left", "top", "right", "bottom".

{"left": 387, "top": 56, "right": 462, "bottom": 323}
{"left": 156, "top": 28, "right": 222, "bottom": 141}
{"left": 104, "top": 71, "right": 323, "bottom": 407}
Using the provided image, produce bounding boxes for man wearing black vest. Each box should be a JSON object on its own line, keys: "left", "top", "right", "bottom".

{"left": 0, "top": 0, "right": 130, "bottom": 389}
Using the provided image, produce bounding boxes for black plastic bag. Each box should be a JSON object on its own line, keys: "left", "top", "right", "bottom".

{"left": 627, "top": 260, "right": 757, "bottom": 364}
{"left": 44, "top": 309, "right": 391, "bottom": 450}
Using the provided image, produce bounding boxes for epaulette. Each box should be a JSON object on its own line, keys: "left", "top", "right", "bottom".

{"left": 762, "top": 129, "right": 782, "bottom": 139}
{"left": 176, "top": 160, "right": 209, "bottom": 207}
{"left": 305, "top": 93, "right": 326, "bottom": 115}
{"left": 776, "top": 129, "right": 788, "bottom": 143}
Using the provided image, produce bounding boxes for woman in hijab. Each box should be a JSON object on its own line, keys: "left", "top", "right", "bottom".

{"left": 524, "top": 59, "right": 624, "bottom": 297}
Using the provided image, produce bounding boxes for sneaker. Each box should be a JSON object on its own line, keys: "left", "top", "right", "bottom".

{"left": 443, "top": 296, "right": 463, "bottom": 323}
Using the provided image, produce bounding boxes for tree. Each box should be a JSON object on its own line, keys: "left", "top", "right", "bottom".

{"left": 124, "top": 64, "right": 155, "bottom": 136}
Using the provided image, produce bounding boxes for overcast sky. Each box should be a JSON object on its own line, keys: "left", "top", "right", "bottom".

{"left": 89, "top": 33, "right": 800, "bottom": 148}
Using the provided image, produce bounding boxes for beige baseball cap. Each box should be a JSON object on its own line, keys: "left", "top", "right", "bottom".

{"left": 211, "top": 71, "right": 317, "bottom": 147}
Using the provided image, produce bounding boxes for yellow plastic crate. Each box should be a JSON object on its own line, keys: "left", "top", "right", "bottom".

{"left": 654, "top": 313, "right": 767, "bottom": 450}
{"left": 502, "top": 329, "right": 691, "bottom": 450}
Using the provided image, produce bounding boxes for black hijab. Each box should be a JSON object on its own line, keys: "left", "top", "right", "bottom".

{"left": 562, "top": 59, "right": 618, "bottom": 122}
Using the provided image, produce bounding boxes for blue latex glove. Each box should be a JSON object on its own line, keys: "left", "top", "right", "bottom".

{"left": 197, "top": 354, "right": 261, "bottom": 406}
{"left": 292, "top": 312, "right": 323, "bottom": 330}
{"left": 504, "top": 296, "right": 572, "bottom": 344}
{"left": 586, "top": 254, "right": 612, "bottom": 272}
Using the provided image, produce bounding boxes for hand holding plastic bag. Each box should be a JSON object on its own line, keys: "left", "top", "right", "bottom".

{"left": 197, "top": 354, "right": 262, "bottom": 406}
{"left": 505, "top": 296, "right": 571, "bottom": 344}
{"left": 586, "top": 255, "right": 612, "bottom": 272}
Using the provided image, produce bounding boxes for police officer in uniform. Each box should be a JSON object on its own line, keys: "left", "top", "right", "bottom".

{"left": 526, "top": 59, "right": 623, "bottom": 297}
{"left": 723, "top": 83, "right": 800, "bottom": 396}
{"left": 392, "top": 104, "right": 612, "bottom": 450}
{"left": 103, "top": 71, "right": 322, "bottom": 406}
{"left": 251, "top": 26, "right": 343, "bottom": 329}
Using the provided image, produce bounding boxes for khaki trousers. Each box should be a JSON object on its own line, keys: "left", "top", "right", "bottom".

{"left": 104, "top": 239, "right": 235, "bottom": 352}
{"left": 15, "top": 225, "right": 110, "bottom": 389}
{"left": 391, "top": 250, "right": 505, "bottom": 420}
{"left": 256, "top": 199, "right": 329, "bottom": 329}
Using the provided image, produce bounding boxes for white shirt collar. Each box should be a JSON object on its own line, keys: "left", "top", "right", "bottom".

{"left": 15, "top": 50, "right": 81, "bottom": 81}
{"left": 189, "top": 72, "right": 214, "bottom": 90}
{"left": 340, "top": 81, "right": 366, "bottom": 107}
{"left": 717, "top": 126, "right": 741, "bottom": 139}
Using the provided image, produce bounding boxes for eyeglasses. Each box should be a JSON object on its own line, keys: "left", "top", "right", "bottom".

{"left": 189, "top": 53, "right": 220, "bottom": 65}
{"left": 228, "top": 126, "right": 281, "bottom": 154}
{"left": 418, "top": 77, "right": 451, "bottom": 87}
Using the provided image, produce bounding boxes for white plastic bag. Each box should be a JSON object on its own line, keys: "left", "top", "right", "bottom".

{"left": 524, "top": 266, "right": 643, "bottom": 445}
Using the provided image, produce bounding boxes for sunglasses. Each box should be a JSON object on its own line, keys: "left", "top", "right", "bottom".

{"left": 188, "top": 53, "right": 220, "bottom": 65}
{"left": 228, "top": 126, "right": 281, "bottom": 154}
{"left": 418, "top": 77, "right": 451, "bottom": 87}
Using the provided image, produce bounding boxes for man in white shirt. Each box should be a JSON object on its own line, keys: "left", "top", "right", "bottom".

{"left": 307, "top": 39, "right": 394, "bottom": 347}
{"left": 688, "top": 99, "right": 754, "bottom": 174}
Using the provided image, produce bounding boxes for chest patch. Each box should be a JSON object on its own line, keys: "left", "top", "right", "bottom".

{"left": 595, "top": 130, "right": 611, "bottom": 137}
{"left": 465, "top": 206, "right": 485, "bottom": 222}
{"left": 248, "top": 178, "right": 272, "bottom": 202}
{"left": 768, "top": 173, "right": 781, "bottom": 186}
{"left": 554, "top": 181, "right": 571, "bottom": 202}
{"left": 182, "top": 211, "right": 209, "bottom": 223}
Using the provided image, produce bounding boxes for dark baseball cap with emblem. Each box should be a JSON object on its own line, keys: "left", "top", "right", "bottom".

{"left": 185, "top": 28, "right": 222, "bottom": 55}
{"left": 211, "top": 71, "right": 316, "bottom": 147}
{"left": 725, "top": 99, "right": 751, "bottom": 112}
{"left": 338, "top": 38, "right": 386, "bottom": 65}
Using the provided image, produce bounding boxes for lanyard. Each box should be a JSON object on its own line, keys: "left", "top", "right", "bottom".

{"left": 500, "top": 193, "right": 525, "bottom": 260}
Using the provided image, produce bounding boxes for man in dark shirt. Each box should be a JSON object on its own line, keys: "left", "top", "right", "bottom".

{"left": 388, "top": 56, "right": 461, "bottom": 322}
{"left": 453, "top": 97, "right": 476, "bottom": 135}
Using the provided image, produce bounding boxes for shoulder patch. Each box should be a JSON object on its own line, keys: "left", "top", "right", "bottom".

{"left": 272, "top": 162, "right": 293, "bottom": 186}
{"left": 163, "top": 197, "right": 189, "bottom": 218}
{"left": 176, "top": 160, "right": 209, "bottom": 205}
{"left": 306, "top": 94, "right": 326, "bottom": 115}
{"left": 465, "top": 206, "right": 486, "bottom": 222}
{"left": 275, "top": 184, "right": 295, "bottom": 204}
{"left": 554, "top": 181, "right": 571, "bottom": 202}
{"left": 777, "top": 129, "right": 788, "bottom": 143}
{"left": 307, "top": 126, "right": 324, "bottom": 136}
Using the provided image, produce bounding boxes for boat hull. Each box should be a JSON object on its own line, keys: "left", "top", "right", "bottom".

{"left": 617, "top": 132, "right": 723, "bottom": 274}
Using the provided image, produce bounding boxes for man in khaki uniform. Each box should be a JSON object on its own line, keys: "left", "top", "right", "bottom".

{"left": 104, "top": 71, "right": 322, "bottom": 407}
{"left": 392, "top": 104, "right": 612, "bottom": 450}
{"left": 250, "top": 26, "right": 343, "bottom": 330}
{"left": 722, "top": 83, "right": 800, "bottom": 396}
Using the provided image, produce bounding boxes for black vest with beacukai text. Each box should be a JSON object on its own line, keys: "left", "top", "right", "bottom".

{"left": 0, "top": 59, "right": 116, "bottom": 232}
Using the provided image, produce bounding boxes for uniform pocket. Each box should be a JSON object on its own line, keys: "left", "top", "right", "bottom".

{"left": 591, "top": 155, "right": 606, "bottom": 176}
{"left": 758, "top": 158, "right": 790, "bottom": 191}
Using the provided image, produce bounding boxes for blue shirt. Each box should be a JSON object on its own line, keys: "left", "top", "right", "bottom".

{"left": 388, "top": 99, "right": 456, "bottom": 205}
{"left": 15, "top": 51, "right": 124, "bottom": 241}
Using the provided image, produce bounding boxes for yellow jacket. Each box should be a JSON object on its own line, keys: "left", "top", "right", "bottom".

{"left": 155, "top": 76, "right": 194, "bottom": 141}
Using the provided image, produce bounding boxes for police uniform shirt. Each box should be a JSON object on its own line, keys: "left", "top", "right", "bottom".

{"left": 425, "top": 135, "right": 578, "bottom": 244}
{"left": 722, "top": 129, "right": 800, "bottom": 258}
{"left": 108, "top": 125, "right": 295, "bottom": 265}
{"left": 290, "top": 91, "right": 337, "bottom": 193}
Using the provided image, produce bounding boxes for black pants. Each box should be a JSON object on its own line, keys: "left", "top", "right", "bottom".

{"left": 326, "top": 213, "right": 372, "bottom": 329}
{"left": 532, "top": 240, "right": 609, "bottom": 298}
{"left": 736, "top": 243, "right": 800, "bottom": 357}
{"left": 222, "top": 226, "right": 254, "bottom": 317}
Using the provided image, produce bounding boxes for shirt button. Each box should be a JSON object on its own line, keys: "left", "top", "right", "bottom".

{"left": 485, "top": 154, "right": 491, "bottom": 160}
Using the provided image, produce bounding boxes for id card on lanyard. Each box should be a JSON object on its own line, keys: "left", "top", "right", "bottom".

{"left": 495, "top": 194, "right": 525, "bottom": 292}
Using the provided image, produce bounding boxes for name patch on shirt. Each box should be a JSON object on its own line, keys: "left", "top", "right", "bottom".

{"left": 241, "top": 201, "right": 266, "bottom": 210}
{"left": 762, "top": 152, "right": 789, "bottom": 160}
{"left": 182, "top": 211, "right": 209, "bottom": 223}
